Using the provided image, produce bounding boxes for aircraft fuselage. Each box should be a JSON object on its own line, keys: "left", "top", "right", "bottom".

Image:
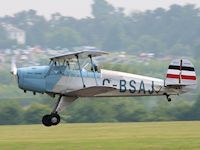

{"left": 17, "top": 66, "right": 181, "bottom": 97}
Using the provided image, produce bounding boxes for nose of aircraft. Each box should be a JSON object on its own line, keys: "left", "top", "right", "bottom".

{"left": 16, "top": 68, "right": 24, "bottom": 89}
{"left": 15, "top": 66, "right": 49, "bottom": 93}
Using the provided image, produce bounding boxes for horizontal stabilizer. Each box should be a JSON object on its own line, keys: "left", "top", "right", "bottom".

{"left": 65, "top": 86, "right": 116, "bottom": 97}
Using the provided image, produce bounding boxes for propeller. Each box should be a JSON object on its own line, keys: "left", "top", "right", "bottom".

{"left": 10, "top": 57, "right": 17, "bottom": 75}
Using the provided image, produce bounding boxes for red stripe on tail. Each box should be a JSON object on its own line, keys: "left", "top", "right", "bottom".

{"left": 167, "top": 74, "right": 179, "bottom": 79}
{"left": 167, "top": 74, "right": 196, "bottom": 80}
{"left": 181, "top": 75, "right": 196, "bottom": 80}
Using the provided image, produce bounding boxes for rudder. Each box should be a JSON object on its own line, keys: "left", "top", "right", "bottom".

{"left": 165, "top": 59, "right": 197, "bottom": 86}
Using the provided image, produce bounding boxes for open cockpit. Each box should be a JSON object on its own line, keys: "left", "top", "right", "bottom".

{"left": 47, "top": 50, "right": 108, "bottom": 87}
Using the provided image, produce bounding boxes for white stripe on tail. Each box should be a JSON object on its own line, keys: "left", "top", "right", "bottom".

{"left": 165, "top": 59, "right": 197, "bottom": 87}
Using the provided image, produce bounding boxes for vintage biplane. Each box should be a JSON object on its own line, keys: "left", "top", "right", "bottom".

{"left": 11, "top": 50, "right": 197, "bottom": 126}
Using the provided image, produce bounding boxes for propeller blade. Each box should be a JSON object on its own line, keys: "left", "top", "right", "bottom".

{"left": 11, "top": 57, "right": 17, "bottom": 75}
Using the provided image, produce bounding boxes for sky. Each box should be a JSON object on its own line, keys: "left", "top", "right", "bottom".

{"left": 1, "top": 0, "right": 200, "bottom": 19}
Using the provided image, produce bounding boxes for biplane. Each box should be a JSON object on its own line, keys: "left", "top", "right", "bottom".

{"left": 11, "top": 50, "right": 197, "bottom": 126}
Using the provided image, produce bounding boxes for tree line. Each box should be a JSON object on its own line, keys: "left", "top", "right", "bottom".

{"left": 1, "top": 97, "right": 200, "bottom": 125}
{"left": 0, "top": 0, "right": 200, "bottom": 57}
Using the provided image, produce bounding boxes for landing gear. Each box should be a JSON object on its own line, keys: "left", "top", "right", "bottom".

{"left": 164, "top": 93, "right": 172, "bottom": 102}
{"left": 41, "top": 96, "right": 77, "bottom": 127}
{"left": 167, "top": 97, "right": 172, "bottom": 102}
{"left": 42, "top": 113, "right": 60, "bottom": 127}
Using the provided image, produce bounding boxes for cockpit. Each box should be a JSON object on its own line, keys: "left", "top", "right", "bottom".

{"left": 48, "top": 56, "right": 101, "bottom": 78}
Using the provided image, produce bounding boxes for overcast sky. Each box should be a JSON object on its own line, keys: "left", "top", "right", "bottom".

{"left": 1, "top": 0, "right": 200, "bottom": 19}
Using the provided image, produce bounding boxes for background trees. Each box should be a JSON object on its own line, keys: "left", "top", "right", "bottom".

{"left": 1, "top": 1, "right": 200, "bottom": 56}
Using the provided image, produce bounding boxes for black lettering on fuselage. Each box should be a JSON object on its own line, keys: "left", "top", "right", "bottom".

{"left": 129, "top": 80, "right": 136, "bottom": 93}
{"left": 118, "top": 79, "right": 160, "bottom": 95}
{"left": 120, "top": 80, "right": 126, "bottom": 92}
{"left": 138, "top": 80, "right": 146, "bottom": 94}
{"left": 103, "top": 79, "right": 110, "bottom": 85}
{"left": 148, "top": 81, "right": 154, "bottom": 94}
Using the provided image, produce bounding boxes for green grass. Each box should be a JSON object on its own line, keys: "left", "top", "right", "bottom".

{"left": 0, "top": 122, "right": 200, "bottom": 150}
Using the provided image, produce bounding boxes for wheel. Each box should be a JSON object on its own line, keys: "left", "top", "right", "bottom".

{"left": 42, "top": 115, "right": 52, "bottom": 127}
{"left": 50, "top": 113, "right": 60, "bottom": 126}
{"left": 168, "top": 98, "right": 172, "bottom": 102}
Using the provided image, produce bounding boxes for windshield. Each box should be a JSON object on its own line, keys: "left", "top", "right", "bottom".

{"left": 49, "top": 57, "right": 100, "bottom": 72}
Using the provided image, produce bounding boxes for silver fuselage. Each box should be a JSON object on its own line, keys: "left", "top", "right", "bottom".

{"left": 17, "top": 66, "right": 189, "bottom": 97}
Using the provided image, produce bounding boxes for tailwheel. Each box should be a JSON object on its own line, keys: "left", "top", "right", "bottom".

{"left": 42, "top": 113, "right": 60, "bottom": 127}
{"left": 167, "top": 95, "right": 172, "bottom": 102}
{"left": 164, "top": 93, "right": 172, "bottom": 102}
{"left": 167, "top": 97, "right": 172, "bottom": 102}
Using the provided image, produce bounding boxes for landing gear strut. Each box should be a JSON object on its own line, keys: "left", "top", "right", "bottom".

{"left": 164, "top": 93, "right": 172, "bottom": 102}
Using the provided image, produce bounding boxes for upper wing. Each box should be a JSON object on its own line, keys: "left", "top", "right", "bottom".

{"left": 64, "top": 86, "right": 116, "bottom": 97}
{"left": 49, "top": 50, "right": 109, "bottom": 62}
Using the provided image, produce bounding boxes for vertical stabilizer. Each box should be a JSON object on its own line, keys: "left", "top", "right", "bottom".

{"left": 165, "top": 59, "right": 197, "bottom": 86}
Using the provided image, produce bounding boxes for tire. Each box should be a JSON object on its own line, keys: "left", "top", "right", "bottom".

{"left": 42, "top": 114, "right": 52, "bottom": 127}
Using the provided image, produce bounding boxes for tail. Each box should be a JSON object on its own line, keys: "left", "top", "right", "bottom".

{"left": 165, "top": 59, "right": 197, "bottom": 90}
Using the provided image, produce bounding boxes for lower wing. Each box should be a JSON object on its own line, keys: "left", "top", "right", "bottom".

{"left": 65, "top": 86, "right": 116, "bottom": 97}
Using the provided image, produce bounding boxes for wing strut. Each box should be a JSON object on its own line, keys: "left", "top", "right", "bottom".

{"left": 89, "top": 55, "right": 98, "bottom": 86}
{"left": 76, "top": 54, "right": 86, "bottom": 88}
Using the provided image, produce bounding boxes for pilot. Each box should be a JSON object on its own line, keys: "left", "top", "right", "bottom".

{"left": 91, "top": 63, "right": 98, "bottom": 72}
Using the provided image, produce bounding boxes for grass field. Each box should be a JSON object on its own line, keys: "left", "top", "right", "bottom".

{"left": 0, "top": 121, "right": 200, "bottom": 150}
